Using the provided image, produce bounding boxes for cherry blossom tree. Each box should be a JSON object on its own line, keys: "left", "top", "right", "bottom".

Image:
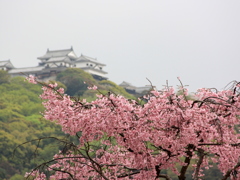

{"left": 25, "top": 75, "right": 240, "bottom": 180}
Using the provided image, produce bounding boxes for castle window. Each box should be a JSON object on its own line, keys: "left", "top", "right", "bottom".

{"left": 90, "top": 64, "right": 93, "bottom": 67}
{"left": 86, "top": 63, "right": 89, "bottom": 66}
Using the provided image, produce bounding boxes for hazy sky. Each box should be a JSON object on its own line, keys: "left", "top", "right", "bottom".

{"left": 0, "top": 0, "right": 239, "bottom": 92}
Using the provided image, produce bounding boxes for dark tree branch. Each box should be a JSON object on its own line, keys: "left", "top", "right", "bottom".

{"left": 178, "top": 144, "right": 195, "bottom": 180}
{"left": 193, "top": 148, "right": 205, "bottom": 180}
{"left": 221, "top": 162, "right": 240, "bottom": 180}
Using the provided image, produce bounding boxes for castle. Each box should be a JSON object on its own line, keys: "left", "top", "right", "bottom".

{"left": 0, "top": 47, "right": 154, "bottom": 94}
{"left": 0, "top": 47, "right": 107, "bottom": 81}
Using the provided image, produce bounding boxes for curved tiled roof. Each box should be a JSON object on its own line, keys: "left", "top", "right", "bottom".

{"left": 0, "top": 59, "right": 15, "bottom": 68}
{"left": 37, "top": 47, "right": 78, "bottom": 60}
{"left": 47, "top": 56, "right": 73, "bottom": 64}
{"left": 81, "top": 67, "right": 107, "bottom": 74}
{"left": 8, "top": 66, "right": 44, "bottom": 74}
{"left": 77, "top": 54, "right": 106, "bottom": 66}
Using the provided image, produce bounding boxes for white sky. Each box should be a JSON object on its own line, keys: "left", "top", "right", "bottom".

{"left": 0, "top": 0, "right": 239, "bottom": 92}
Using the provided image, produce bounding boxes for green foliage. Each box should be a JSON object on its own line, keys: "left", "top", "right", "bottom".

{"left": 98, "top": 80, "right": 135, "bottom": 99}
{"left": 0, "top": 76, "right": 66, "bottom": 179}
{"left": 9, "top": 174, "right": 23, "bottom": 180}
{"left": 56, "top": 68, "right": 95, "bottom": 96}
{"left": 57, "top": 68, "right": 135, "bottom": 100}
{"left": 0, "top": 70, "right": 10, "bottom": 84}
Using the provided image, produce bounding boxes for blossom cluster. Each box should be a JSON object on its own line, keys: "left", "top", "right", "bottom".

{"left": 26, "top": 76, "right": 240, "bottom": 180}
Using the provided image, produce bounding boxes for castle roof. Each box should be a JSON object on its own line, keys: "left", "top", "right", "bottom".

{"left": 0, "top": 60, "right": 15, "bottom": 69}
{"left": 47, "top": 56, "right": 73, "bottom": 64}
{"left": 37, "top": 47, "right": 78, "bottom": 60}
{"left": 8, "top": 66, "right": 44, "bottom": 74}
{"left": 81, "top": 67, "right": 108, "bottom": 74}
{"left": 77, "top": 54, "right": 106, "bottom": 66}
{"left": 119, "top": 81, "right": 135, "bottom": 87}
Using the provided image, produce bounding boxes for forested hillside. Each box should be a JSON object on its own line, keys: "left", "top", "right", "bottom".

{"left": 0, "top": 69, "right": 135, "bottom": 180}
{"left": 0, "top": 72, "right": 65, "bottom": 180}
{"left": 56, "top": 68, "right": 135, "bottom": 100}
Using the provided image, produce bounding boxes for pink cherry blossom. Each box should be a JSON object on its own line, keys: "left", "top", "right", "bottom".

{"left": 26, "top": 80, "right": 240, "bottom": 180}
{"left": 26, "top": 75, "right": 37, "bottom": 84}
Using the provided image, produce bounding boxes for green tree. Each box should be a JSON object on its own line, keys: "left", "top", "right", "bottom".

{"left": 98, "top": 80, "right": 135, "bottom": 99}
{"left": 0, "top": 70, "right": 10, "bottom": 84}
{"left": 56, "top": 68, "right": 95, "bottom": 96}
{"left": 0, "top": 76, "right": 66, "bottom": 179}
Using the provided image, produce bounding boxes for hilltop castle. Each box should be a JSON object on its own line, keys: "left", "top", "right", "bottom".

{"left": 0, "top": 47, "right": 107, "bottom": 81}
{"left": 0, "top": 47, "right": 154, "bottom": 94}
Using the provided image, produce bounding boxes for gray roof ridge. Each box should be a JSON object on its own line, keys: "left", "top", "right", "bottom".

{"left": 0, "top": 59, "right": 15, "bottom": 68}
{"left": 80, "top": 54, "right": 97, "bottom": 60}
{"left": 9, "top": 65, "right": 41, "bottom": 69}
{"left": 119, "top": 81, "right": 136, "bottom": 87}
{"left": 122, "top": 81, "right": 132, "bottom": 85}
{"left": 0, "top": 59, "right": 11, "bottom": 62}
{"left": 47, "top": 48, "right": 73, "bottom": 52}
